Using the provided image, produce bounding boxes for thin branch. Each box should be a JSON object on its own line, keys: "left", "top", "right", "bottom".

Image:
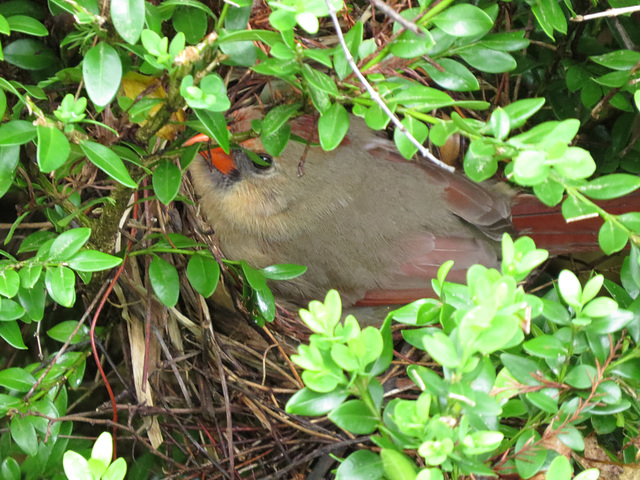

{"left": 370, "top": 0, "right": 424, "bottom": 37}
{"left": 323, "top": 0, "right": 455, "bottom": 172}
{"left": 571, "top": 5, "right": 640, "bottom": 21}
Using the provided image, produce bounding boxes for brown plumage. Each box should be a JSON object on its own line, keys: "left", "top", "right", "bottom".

{"left": 188, "top": 109, "right": 514, "bottom": 307}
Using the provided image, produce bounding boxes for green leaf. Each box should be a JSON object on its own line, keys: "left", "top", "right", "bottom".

{"left": 0, "top": 120, "right": 37, "bottom": 146}
{"left": 380, "top": 449, "right": 418, "bottom": 480}
{"left": 545, "top": 454, "right": 572, "bottom": 480}
{"left": 419, "top": 58, "right": 479, "bottom": 92}
{"left": 80, "top": 140, "right": 137, "bottom": 188}
{"left": 103, "top": 458, "right": 127, "bottom": 480}
{"left": 4, "top": 39, "right": 55, "bottom": 70}
{"left": 591, "top": 50, "right": 640, "bottom": 71}
{"left": 514, "top": 430, "right": 546, "bottom": 478}
{"left": 254, "top": 286, "right": 276, "bottom": 322}
{"left": 83, "top": 43, "right": 123, "bottom": 107}
{"left": 49, "top": 228, "right": 91, "bottom": 262}
{"left": 599, "top": 219, "right": 628, "bottom": 254}
{"left": 333, "top": 22, "right": 363, "bottom": 79}
{"left": 261, "top": 123, "right": 291, "bottom": 158}
{"left": 558, "top": 270, "right": 582, "bottom": 309}
{"left": 36, "top": 125, "right": 70, "bottom": 173}
{"left": 302, "top": 64, "right": 339, "bottom": 96}
{"left": 6, "top": 15, "right": 47, "bottom": 36}
{"left": 186, "top": 255, "right": 220, "bottom": 298}
{"left": 525, "top": 391, "right": 558, "bottom": 413}
{"left": 459, "top": 46, "right": 516, "bottom": 73}
{"left": 0, "top": 321, "right": 27, "bottom": 350}
{"left": 432, "top": 4, "right": 493, "bottom": 37}
{"left": 173, "top": 5, "right": 208, "bottom": 44}
{"left": 261, "top": 264, "right": 307, "bottom": 280}
{"left": 63, "top": 451, "right": 92, "bottom": 480}
{"left": 318, "top": 103, "right": 349, "bottom": 151}
{"left": 11, "top": 416, "right": 38, "bottom": 456}
{"left": 152, "top": 160, "right": 181, "bottom": 205}
{"left": 47, "top": 320, "right": 89, "bottom": 344}
{"left": 394, "top": 116, "right": 428, "bottom": 159}
{"left": 481, "top": 31, "right": 530, "bottom": 51}
{"left": 564, "top": 364, "right": 597, "bottom": 388}
{"left": 390, "top": 28, "right": 434, "bottom": 58}
{"left": 285, "top": 387, "right": 349, "bottom": 416}
{"left": 193, "top": 109, "right": 230, "bottom": 154}
{"left": 45, "top": 266, "right": 76, "bottom": 308}
{"left": 561, "top": 195, "right": 599, "bottom": 221}
{"left": 0, "top": 367, "right": 36, "bottom": 391}
{"left": 240, "top": 260, "right": 267, "bottom": 290}
{"left": 0, "top": 269, "right": 19, "bottom": 298}
{"left": 579, "top": 174, "right": 640, "bottom": 200}
{"left": 261, "top": 103, "right": 301, "bottom": 138}
{"left": 421, "top": 331, "right": 459, "bottom": 368}
{"left": 335, "top": 450, "right": 383, "bottom": 480}
{"left": 393, "top": 85, "right": 454, "bottom": 109}
{"left": 0, "top": 298, "right": 25, "bottom": 321}
{"left": 552, "top": 147, "right": 596, "bottom": 179}
{"left": 67, "top": 250, "right": 123, "bottom": 272}
{"left": 149, "top": 256, "right": 180, "bottom": 308}
{"left": 111, "top": 0, "right": 145, "bottom": 44}
{"left": 328, "top": 399, "right": 379, "bottom": 434}
{"left": 17, "top": 279, "right": 45, "bottom": 321}
{"left": 513, "top": 150, "right": 549, "bottom": 186}
{"left": 523, "top": 335, "right": 566, "bottom": 359}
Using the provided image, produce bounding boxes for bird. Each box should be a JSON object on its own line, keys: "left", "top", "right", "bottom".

{"left": 185, "top": 107, "right": 637, "bottom": 311}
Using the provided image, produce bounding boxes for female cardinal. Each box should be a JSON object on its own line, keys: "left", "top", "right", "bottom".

{"left": 187, "top": 108, "right": 514, "bottom": 308}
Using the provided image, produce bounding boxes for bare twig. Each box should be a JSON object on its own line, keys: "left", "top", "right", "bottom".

{"left": 323, "top": 0, "right": 455, "bottom": 172}
{"left": 571, "top": 5, "right": 640, "bottom": 21}
{"left": 370, "top": 0, "right": 424, "bottom": 37}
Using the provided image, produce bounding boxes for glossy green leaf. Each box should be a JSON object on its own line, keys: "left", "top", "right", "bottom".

{"left": 561, "top": 195, "right": 599, "bottom": 221}
{"left": 0, "top": 298, "right": 25, "bottom": 321}
{"left": 514, "top": 430, "right": 546, "bottom": 478}
{"left": 552, "top": 147, "right": 596, "bottom": 179}
{"left": 459, "top": 46, "right": 516, "bottom": 73}
{"left": 565, "top": 364, "right": 597, "bottom": 388}
{"left": 599, "top": 219, "right": 628, "bottom": 254}
{"left": 302, "top": 64, "right": 339, "bottom": 96}
{"left": 261, "top": 264, "right": 307, "bottom": 280}
{"left": 393, "top": 85, "right": 454, "bottom": 109}
{"left": 525, "top": 391, "right": 558, "bottom": 413}
{"left": 261, "top": 123, "right": 291, "bottom": 158}
{"left": 432, "top": 4, "right": 493, "bottom": 37}
{"left": 152, "top": 160, "right": 181, "bottom": 204}
{"left": 0, "top": 321, "right": 27, "bottom": 349}
{"left": 390, "top": 28, "right": 434, "bottom": 58}
{"left": 103, "top": 458, "right": 127, "bottom": 480}
{"left": 579, "top": 174, "right": 640, "bottom": 200}
{"left": 0, "top": 457, "right": 20, "bottom": 480}
{"left": 83, "top": 43, "right": 123, "bottom": 107}
{"left": 173, "top": 5, "right": 208, "bottom": 44}
{"left": 17, "top": 278, "right": 45, "bottom": 321}
{"left": 149, "top": 255, "right": 180, "bottom": 308}
{"left": 254, "top": 286, "right": 275, "bottom": 322}
{"left": 47, "top": 320, "right": 89, "bottom": 344}
{"left": 80, "top": 140, "right": 137, "bottom": 188}
{"left": 285, "top": 387, "right": 349, "bottom": 416}
{"left": 500, "top": 353, "right": 541, "bottom": 386}
{"left": 67, "top": 250, "right": 123, "bottom": 272}
{"left": 333, "top": 22, "right": 363, "bottom": 79}
{"left": 111, "top": 0, "right": 145, "bottom": 44}
{"left": 380, "top": 449, "right": 418, "bottom": 480}
{"left": 194, "top": 109, "right": 230, "bottom": 154}
{"left": 419, "top": 58, "right": 479, "bottom": 92}
{"left": 545, "top": 454, "right": 572, "bottom": 480}
{"left": 45, "top": 266, "right": 76, "bottom": 308}
{"left": 513, "top": 150, "right": 549, "bottom": 186}
{"left": 0, "top": 120, "right": 37, "bottom": 146}
{"left": 186, "top": 255, "right": 220, "bottom": 298}
{"left": 319, "top": 103, "right": 350, "bottom": 151}
{"left": 394, "top": 116, "right": 428, "bottom": 159}
{"left": 0, "top": 367, "right": 36, "bottom": 391}
{"left": 11, "top": 416, "right": 38, "bottom": 456}
{"left": 481, "top": 31, "right": 529, "bottom": 51}
{"left": 0, "top": 269, "right": 19, "bottom": 298}
{"left": 261, "top": 103, "right": 301, "bottom": 138}
{"left": 523, "top": 335, "right": 566, "bottom": 359}
{"left": 4, "top": 39, "right": 55, "bottom": 70}
{"left": 335, "top": 450, "right": 383, "bottom": 480}
{"left": 49, "top": 228, "right": 91, "bottom": 262}
{"left": 37, "top": 125, "right": 71, "bottom": 173}
{"left": 591, "top": 50, "right": 640, "bottom": 71}
{"left": 63, "top": 450, "right": 92, "bottom": 480}
{"left": 328, "top": 399, "right": 379, "bottom": 434}
{"left": 6, "top": 15, "right": 47, "bottom": 36}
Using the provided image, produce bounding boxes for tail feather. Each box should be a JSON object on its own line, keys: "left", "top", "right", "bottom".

{"left": 511, "top": 192, "right": 640, "bottom": 253}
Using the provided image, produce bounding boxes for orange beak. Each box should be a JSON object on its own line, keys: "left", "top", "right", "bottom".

{"left": 184, "top": 134, "right": 236, "bottom": 175}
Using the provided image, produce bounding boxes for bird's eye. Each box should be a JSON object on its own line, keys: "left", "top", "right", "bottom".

{"left": 252, "top": 154, "right": 273, "bottom": 170}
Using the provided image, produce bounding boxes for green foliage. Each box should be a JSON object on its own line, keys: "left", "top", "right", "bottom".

{"left": 286, "top": 235, "right": 640, "bottom": 479}
{"left": 0, "top": 0, "right": 639, "bottom": 477}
